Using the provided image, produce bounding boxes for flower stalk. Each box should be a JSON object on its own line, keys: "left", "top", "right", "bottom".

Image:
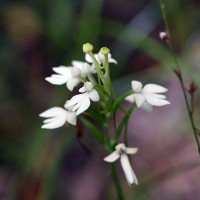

{"left": 39, "top": 42, "right": 171, "bottom": 199}
{"left": 158, "top": 0, "right": 200, "bottom": 154}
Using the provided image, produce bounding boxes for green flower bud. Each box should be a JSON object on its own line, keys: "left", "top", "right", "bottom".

{"left": 83, "top": 43, "right": 93, "bottom": 53}
{"left": 100, "top": 47, "right": 110, "bottom": 55}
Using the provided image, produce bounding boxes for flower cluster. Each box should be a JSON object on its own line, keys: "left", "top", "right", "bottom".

{"left": 40, "top": 49, "right": 117, "bottom": 128}
{"left": 39, "top": 43, "right": 170, "bottom": 186}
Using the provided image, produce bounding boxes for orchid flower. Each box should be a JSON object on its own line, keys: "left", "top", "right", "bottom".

{"left": 66, "top": 82, "right": 99, "bottom": 115}
{"left": 39, "top": 103, "right": 77, "bottom": 129}
{"left": 104, "top": 143, "right": 138, "bottom": 185}
{"left": 125, "top": 80, "right": 170, "bottom": 111}
{"left": 45, "top": 60, "right": 96, "bottom": 91}
{"left": 45, "top": 65, "right": 82, "bottom": 91}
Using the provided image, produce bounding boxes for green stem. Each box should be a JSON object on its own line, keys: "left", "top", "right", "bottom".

{"left": 104, "top": 54, "right": 111, "bottom": 95}
{"left": 103, "top": 115, "right": 125, "bottom": 200}
{"left": 111, "top": 164, "right": 125, "bottom": 200}
{"left": 88, "top": 74, "right": 97, "bottom": 85}
{"left": 88, "top": 52, "right": 104, "bottom": 84}
{"left": 158, "top": 0, "right": 200, "bottom": 154}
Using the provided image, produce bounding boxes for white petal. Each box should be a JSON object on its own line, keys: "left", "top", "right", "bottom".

{"left": 148, "top": 93, "right": 166, "bottom": 99}
{"left": 141, "top": 102, "right": 153, "bottom": 112}
{"left": 72, "top": 60, "right": 84, "bottom": 68}
{"left": 88, "top": 90, "right": 99, "bottom": 102}
{"left": 90, "top": 64, "right": 97, "bottom": 74}
{"left": 120, "top": 154, "right": 138, "bottom": 185}
{"left": 85, "top": 54, "right": 93, "bottom": 63}
{"left": 39, "top": 107, "right": 66, "bottom": 118}
{"left": 104, "top": 151, "right": 120, "bottom": 162}
{"left": 131, "top": 81, "right": 143, "bottom": 92}
{"left": 109, "top": 58, "right": 118, "bottom": 64}
{"left": 43, "top": 117, "right": 57, "bottom": 123}
{"left": 76, "top": 96, "right": 90, "bottom": 115}
{"left": 142, "top": 84, "right": 168, "bottom": 93}
{"left": 65, "top": 111, "right": 77, "bottom": 125}
{"left": 72, "top": 61, "right": 91, "bottom": 75}
{"left": 126, "top": 148, "right": 138, "bottom": 155}
{"left": 67, "top": 94, "right": 84, "bottom": 107}
{"left": 125, "top": 94, "right": 135, "bottom": 103}
{"left": 41, "top": 115, "right": 67, "bottom": 129}
{"left": 45, "top": 75, "right": 68, "bottom": 85}
{"left": 53, "top": 66, "right": 72, "bottom": 75}
{"left": 79, "top": 86, "right": 86, "bottom": 93}
{"left": 145, "top": 94, "right": 170, "bottom": 106}
{"left": 135, "top": 94, "right": 145, "bottom": 107}
{"left": 85, "top": 54, "right": 99, "bottom": 63}
{"left": 67, "top": 77, "right": 80, "bottom": 91}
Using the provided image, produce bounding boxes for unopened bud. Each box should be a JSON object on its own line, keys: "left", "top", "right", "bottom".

{"left": 159, "top": 31, "right": 170, "bottom": 43}
{"left": 83, "top": 43, "right": 93, "bottom": 53}
{"left": 100, "top": 47, "right": 110, "bottom": 55}
{"left": 186, "top": 81, "right": 198, "bottom": 95}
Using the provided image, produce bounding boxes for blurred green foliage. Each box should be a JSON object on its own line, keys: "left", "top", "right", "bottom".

{"left": 0, "top": 0, "right": 200, "bottom": 199}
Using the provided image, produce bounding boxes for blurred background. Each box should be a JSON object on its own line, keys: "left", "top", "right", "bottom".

{"left": 0, "top": 0, "right": 200, "bottom": 199}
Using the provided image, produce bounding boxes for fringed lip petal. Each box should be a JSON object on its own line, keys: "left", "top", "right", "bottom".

{"left": 120, "top": 154, "right": 138, "bottom": 185}
{"left": 76, "top": 96, "right": 90, "bottom": 115}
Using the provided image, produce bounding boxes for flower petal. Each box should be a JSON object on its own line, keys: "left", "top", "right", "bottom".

{"left": 145, "top": 94, "right": 170, "bottom": 106}
{"left": 67, "top": 77, "right": 80, "bottom": 91}
{"left": 125, "top": 94, "right": 135, "bottom": 103}
{"left": 67, "top": 94, "right": 85, "bottom": 107}
{"left": 109, "top": 58, "right": 118, "bottom": 64}
{"left": 71, "top": 60, "right": 84, "bottom": 68}
{"left": 65, "top": 111, "right": 77, "bottom": 125}
{"left": 41, "top": 115, "right": 67, "bottom": 129}
{"left": 85, "top": 54, "right": 93, "bottom": 63}
{"left": 126, "top": 148, "right": 138, "bottom": 155}
{"left": 135, "top": 94, "right": 145, "bottom": 107}
{"left": 141, "top": 102, "right": 153, "bottom": 112}
{"left": 104, "top": 151, "right": 120, "bottom": 162}
{"left": 148, "top": 93, "right": 166, "bottom": 99}
{"left": 53, "top": 66, "right": 71, "bottom": 75}
{"left": 79, "top": 86, "right": 86, "bottom": 93}
{"left": 142, "top": 84, "right": 168, "bottom": 93}
{"left": 88, "top": 90, "right": 99, "bottom": 102}
{"left": 45, "top": 75, "right": 68, "bottom": 85}
{"left": 131, "top": 81, "right": 143, "bottom": 92}
{"left": 76, "top": 96, "right": 90, "bottom": 115}
{"left": 120, "top": 154, "right": 138, "bottom": 185}
{"left": 39, "top": 107, "right": 66, "bottom": 118}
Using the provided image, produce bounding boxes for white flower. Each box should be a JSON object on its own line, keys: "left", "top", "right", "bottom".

{"left": 85, "top": 51, "right": 117, "bottom": 65}
{"left": 72, "top": 60, "right": 96, "bottom": 75}
{"left": 45, "top": 60, "right": 95, "bottom": 91}
{"left": 39, "top": 103, "right": 77, "bottom": 129}
{"left": 45, "top": 65, "right": 81, "bottom": 91}
{"left": 125, "top": 80, "right": 170, "bottom": 111}
{"left": 66, "top": 82, "right": 99, "bottom": 115}
{"left": 104, "top": 143, "right": 138, "bottom": 185}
